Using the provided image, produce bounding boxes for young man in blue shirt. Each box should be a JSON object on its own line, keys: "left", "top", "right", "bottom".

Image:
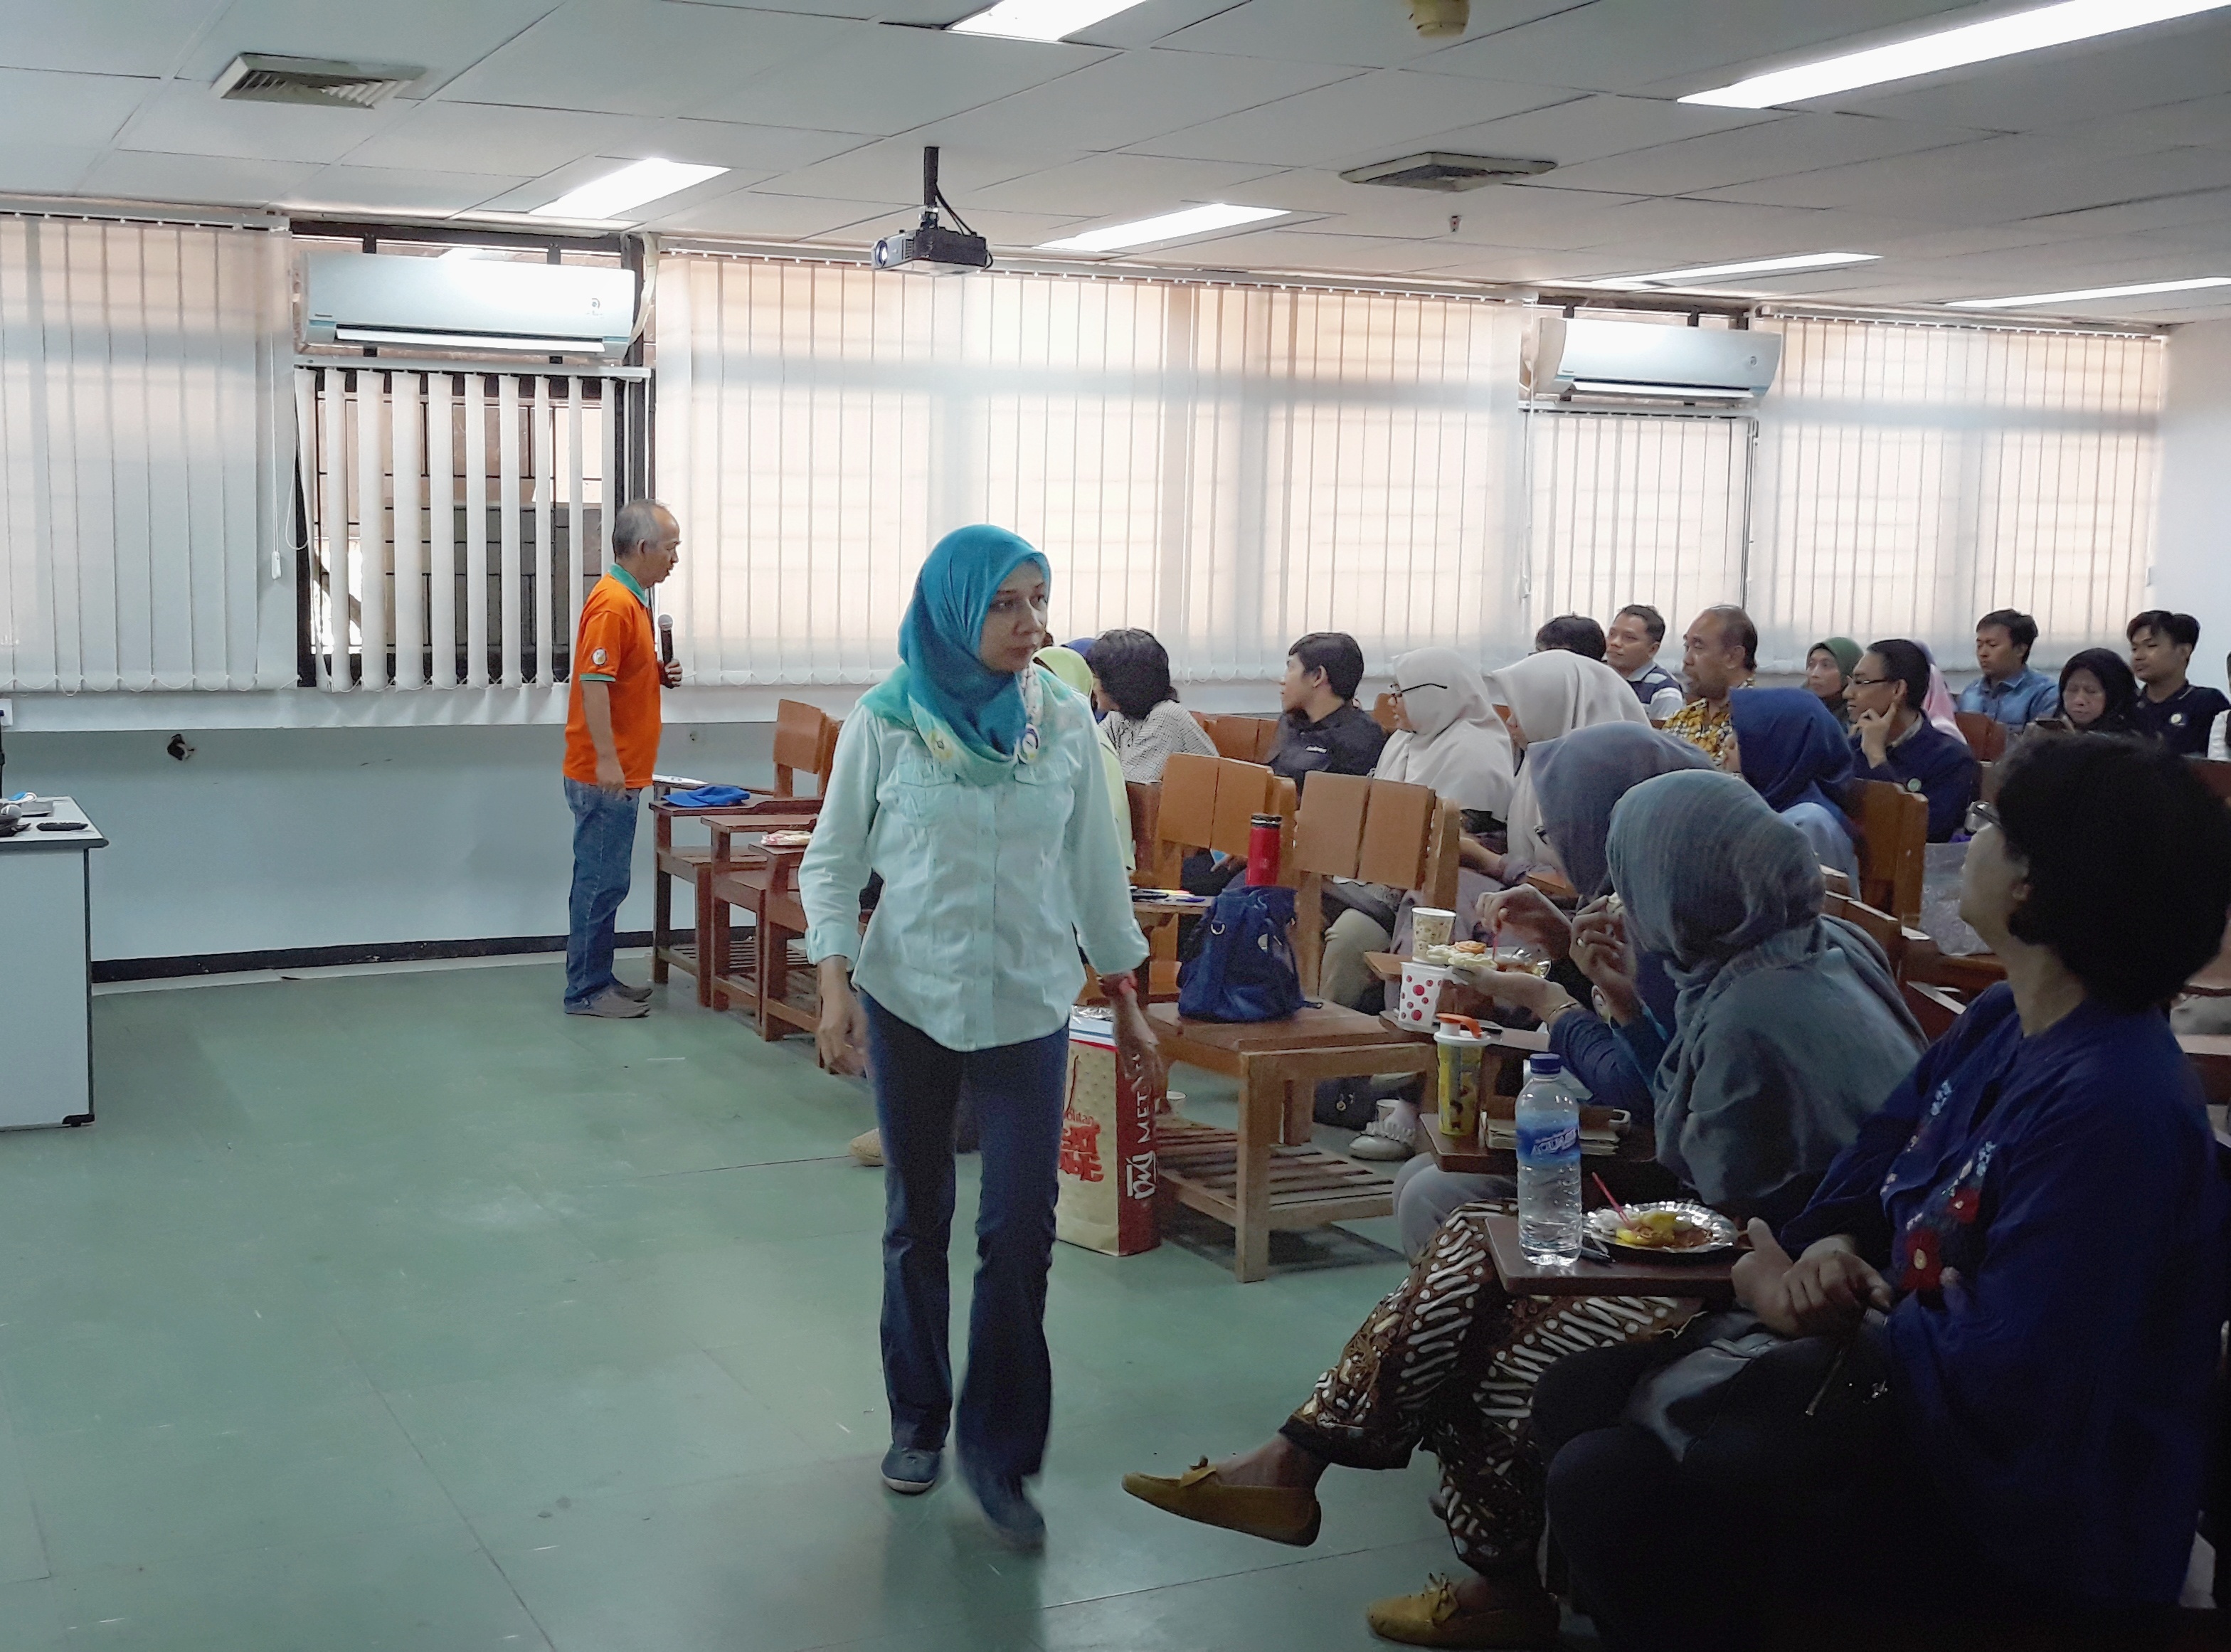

{"left": 1956, "top": 608, "right": 2059, "bottom": 729}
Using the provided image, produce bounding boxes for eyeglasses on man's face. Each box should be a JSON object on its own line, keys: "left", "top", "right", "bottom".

{"left": 1964, "top": 799, "right": 2002, "bottom": 837}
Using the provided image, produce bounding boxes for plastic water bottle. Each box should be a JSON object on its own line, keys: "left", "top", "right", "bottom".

{"left": 1515, "top": 1053, "right": 1583, "bottom": 1264}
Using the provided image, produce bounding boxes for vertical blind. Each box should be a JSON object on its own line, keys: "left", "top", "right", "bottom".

{"left": 0, "top": 217, "right": 290, "bottom": 691}
{"left": 1523, "top": 408, "right": 1750, "bottom": 640}
{"left": 295, "top": 367, "right": 624, "bottom": 689}
{"left": 1749, "top": 316, "right": 2163, "bottom": 669}
{"left": 655, "top": 257, "right": 1525, "bottom": 683}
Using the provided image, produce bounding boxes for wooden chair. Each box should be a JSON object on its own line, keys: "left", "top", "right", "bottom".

{"left": 1845, "top": 779, "right": 1928, "bottom": 925}
{"left": 1146, "top": 755, "right": 1457, "bottom": 1281}
{"left": 650, "top": 699, "right": 836, "bottom": 1005}
{"left": 1954, "top": 711, "right": 2007, "bottom": 762}
{"left": 1199, "top": 714, "right": 1281, "bottom": 763}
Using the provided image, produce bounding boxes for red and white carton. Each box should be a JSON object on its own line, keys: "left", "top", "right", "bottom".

{"left": 1055, "top": 1007, "right": 1161, "bottom": 1256}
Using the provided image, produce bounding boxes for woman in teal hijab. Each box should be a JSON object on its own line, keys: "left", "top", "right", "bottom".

{"left": 798, "top": 524, "right": 1157, "bottom": 1552}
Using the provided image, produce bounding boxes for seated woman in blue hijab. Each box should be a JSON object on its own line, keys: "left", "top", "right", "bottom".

{"left": 1534, "top": 735, "right": 2231, "bottom": 1651}
{"left": 1724, "top": 686, "right": 1861, "bottom": 886}
{"left": 1118, "top": 769, "right": 1923, "bottom": 1651}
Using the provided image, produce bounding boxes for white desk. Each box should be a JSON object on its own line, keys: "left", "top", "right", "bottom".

{"left": 0, "top": 797, "right": 105, "bottom": 1128}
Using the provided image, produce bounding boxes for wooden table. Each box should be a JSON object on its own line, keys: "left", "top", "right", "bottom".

{"left": 1482, "top": 1213, "right": 1737, "bottom": 1305}
{"left": 650, "top": 799, "right": 821, "bottom": 1005}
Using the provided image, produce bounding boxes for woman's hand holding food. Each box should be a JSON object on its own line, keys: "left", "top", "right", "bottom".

{"left": 1569, "top": 898, "right": 1641, "bottom": 1024}
{"left": 1476, "top": 884, "right": 1573, "bottom": 960}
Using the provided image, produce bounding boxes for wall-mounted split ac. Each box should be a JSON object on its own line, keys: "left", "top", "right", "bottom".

{"left": 300, "top": 251, "right": 637, "bottom": 356}
{"left": 1524, "top": 315, "right": 1781, "bottom": 403}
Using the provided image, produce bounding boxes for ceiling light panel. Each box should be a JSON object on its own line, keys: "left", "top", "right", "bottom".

{"left": 1601, "top": 251, "right": 1880, "bottom": 286}
{"left": 1948, "top": 275, "right": 2231, "bottom": 307}
{"left": 951, "top": 0, "right": 1152, "bottom": 43}
{"left": 1039, "top": 203, "right": 1286, "bottom": 253}
{"left": 531, "top": 159, "right": 728, "bottom": 221}
{"left": 1682, "top": 0, "right": 2231, "bottom": 109}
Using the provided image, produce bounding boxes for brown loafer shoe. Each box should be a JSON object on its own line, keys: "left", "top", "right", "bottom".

{"left": 1364, "top": 1574, "right": 1561, "bottom": 1648}
{"left": 1120, "top": 1458, "right": 1321, "bottom": 1547}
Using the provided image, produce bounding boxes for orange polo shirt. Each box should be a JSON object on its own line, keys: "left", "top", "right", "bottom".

{"left": 563, "top": 566, "right": 663, "bottom": 790}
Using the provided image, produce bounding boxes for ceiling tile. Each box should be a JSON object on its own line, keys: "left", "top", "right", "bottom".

{"left": 78, "top": 150, "right": 319, "bottom": 208}
{"left": 2038, "top": 92, "right": 2231, "bottom": 156}
{"left": 182, "top": 0, "right": 565, "bottom": 92}
{"left": 0, "top": 145, "right": 99, "bottom": 196}
{"left": 438, "top": 0, "right": 852, "bottom": 118}
{"left": 1152, "top": 0, "right": 1585, "bottom": 70}
{"left": 968, "top": 152, "right": 1289, "bottom": 218}
{"left": 1419, "top": 0, "right": 1958, "bottom": 97}
{"left": 0, "top": 0, "right": 226, "bottom": 76}
{"left": 282, "top": 164, "right": 534, "bottom": 216}
{"left": 650, "top": 118, "right": 871, "bottom": 174}
{"left": 917, "top": 49, "right": 1362, "bottom": 154}
{"left": 644, "top": 188, "right": 903, "bottom": 240}
{"left": 1128, "top": 68, "right": 1573, "bottom": 167}
{"left": 1540, "top": 111, "right": 1994, "bottom": 196}
{"left": 1706, "top": 143, "right": 2231, "bottom": 226}
{"left": 1806, "top": 14, "right": 2231, "bottom": 131}
{"left": 1429, "top": 94, "right": 1772, "bottom": 170}
{"left": 751, "top": 137, "right": 1091, "bottom": 205}
{"left": 0, "top": 69, "right": 154, "bottom": 151}
{"left": 1132, "top": 224, "right": 1493, "bottom": 272}
{"left": 117, "top": 82, "right": 413, "bottom": 165}
{"left": 339, "top": 102, "right": 659, "bottom": 175}
{"left": 691, "top": 25, "right": 1111, "bottom": 134}
{"left": 2008, "top": 186, "right": 2231, "bottom": 239}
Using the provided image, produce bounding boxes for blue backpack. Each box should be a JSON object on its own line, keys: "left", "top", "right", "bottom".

{"left": 1177, "top": 884, "right": 1304, "bottom": 1022}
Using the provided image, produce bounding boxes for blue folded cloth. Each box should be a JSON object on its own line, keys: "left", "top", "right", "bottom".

{"left": 663, "top": 784, "right": 753, "bottom": 808}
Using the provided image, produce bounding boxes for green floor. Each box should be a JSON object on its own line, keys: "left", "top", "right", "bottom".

{"left": 0, "top": 958, "right": 1536, "bottom": 1651}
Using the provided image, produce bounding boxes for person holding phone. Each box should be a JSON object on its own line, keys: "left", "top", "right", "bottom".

{"left": 798, "top": 524, "right": 1157, "bottom": 1552}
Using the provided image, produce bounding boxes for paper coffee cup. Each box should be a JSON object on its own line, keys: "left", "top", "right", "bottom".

{"left": 1410, "top": 907, "right": 1457, "bottom": 952}
{"left": 1396, "top": 961, "right": 1451, "bottom": 1029}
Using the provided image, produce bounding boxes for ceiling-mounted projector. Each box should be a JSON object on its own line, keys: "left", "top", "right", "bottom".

{"left": 872, "top": 147, "right": 991, "bottom": 275}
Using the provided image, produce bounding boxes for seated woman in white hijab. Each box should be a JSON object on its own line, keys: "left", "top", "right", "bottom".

{"left": 1466, "top": 649, "right": 1651, "bottom": 889}
{"left": 1318, "top": 647, "right": 1516, "bottom": 1008}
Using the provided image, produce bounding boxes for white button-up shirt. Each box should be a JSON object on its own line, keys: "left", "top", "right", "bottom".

{"left": 798, "top": 679, "right": 1149, "bottom": 1052}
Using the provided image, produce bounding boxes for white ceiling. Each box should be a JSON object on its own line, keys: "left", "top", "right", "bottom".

{"left": 6, "top": 0, "right": 2231, "bottom": 319}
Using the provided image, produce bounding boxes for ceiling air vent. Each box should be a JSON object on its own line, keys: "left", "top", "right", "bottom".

{"left": 1340, "top": 153, "right": 1556, "bottom": 193}
{"left": 214, "top": 53, "right": 423, "bottom": 110}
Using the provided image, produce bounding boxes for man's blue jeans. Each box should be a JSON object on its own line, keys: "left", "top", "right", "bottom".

{"left": 862, "top": 993, "right": 1068, "bottom": 1484}
{"left": 563, "top": 778, "right": 640, "bottom": 1009}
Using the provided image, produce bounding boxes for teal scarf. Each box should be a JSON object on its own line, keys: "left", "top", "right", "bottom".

{"left": 860, "top": 524, "right": 1050, "bottom": 784}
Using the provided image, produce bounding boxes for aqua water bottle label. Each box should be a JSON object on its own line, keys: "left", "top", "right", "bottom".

{"left": 1517, "top": 1120, "right": 1579, "bottom": 1163}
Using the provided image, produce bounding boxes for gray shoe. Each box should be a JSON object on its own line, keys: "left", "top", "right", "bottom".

{"left": 610, "top": 979, "right": 655, "bottom": 1002}
{"left": 566, "top": 989, "right": 649, "bottom": 1019}
{"left": 881, "top": 1444, "right": 942, "bottom": 1495}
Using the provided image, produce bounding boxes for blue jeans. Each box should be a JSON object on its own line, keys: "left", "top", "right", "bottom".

{"left": 863, "top": 994, "right": 1068, "bottom": 1483}
{"left": 563, "top": 777, "right": 640, "bottom": 1009}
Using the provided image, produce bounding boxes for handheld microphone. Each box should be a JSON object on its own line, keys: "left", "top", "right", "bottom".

{"left": 658, "top": 613, "right": 674, "bottom": 666}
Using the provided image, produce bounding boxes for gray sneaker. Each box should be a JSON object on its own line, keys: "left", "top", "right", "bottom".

{"left": 566, "top": 989, "right": 649, "bottom": 1019}
{"left": 610, "top": 979, "right": 655, "bottom": 1002}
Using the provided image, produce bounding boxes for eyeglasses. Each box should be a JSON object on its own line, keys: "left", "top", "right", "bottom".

{"left": 1964, "top": 799, "right": 2002, "bottom": 836}
{"left": 1846, "top": 674, "right": 1891, "bottom": 688}
{"left": 1388, "top": 683, "right": 1447, "bottom": 699}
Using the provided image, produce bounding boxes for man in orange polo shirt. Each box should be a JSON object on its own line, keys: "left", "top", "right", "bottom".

{"left": 562, "top": 499, "right": 683, "bottom": 1017}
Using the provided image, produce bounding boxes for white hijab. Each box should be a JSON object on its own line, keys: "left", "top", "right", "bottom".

{"left": 1486, "top": 650, "right": 1653, "bottom": 872}
{"left": 1376, "top": 647, "right": 1518, "bottom": 817}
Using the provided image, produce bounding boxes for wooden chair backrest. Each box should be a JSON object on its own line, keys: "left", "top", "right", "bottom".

{"left": 1848, "top": 779, "right": 1927, "bottom": 924}
{"left": 1286, "top": 770, "right": 1463, "bottom": 995}
{"left": 2191, "top": 758, "right": 2231, "bottom": 802}
{"left": 1819, "top": 864, "right": 1852, "bottom": 898}
{"left": 1822, "top": 889, "right": 1904, "bottom": 965}
{"left": 1199, "top": 714, "right": 1280, "bottom": 763}
{"left": 1125, "top": 782, "right": 1166, "bottom": 886}
{"left": 1155, "top": 753, "right": 1298, "bottom": 874}
{"left": 1904, "top": 978, "right": 1967, "bottom": 1041}
{"left": 1954, "top": 711, "right": 2006, "bottom": 763}
{"left": 1370, "top": 692, "right": 1400, "bottom": 734}
{"left": 772, "top": 699, "right": 831, "bottom": 797}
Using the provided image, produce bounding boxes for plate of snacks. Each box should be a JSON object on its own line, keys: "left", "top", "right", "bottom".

{"left": 761, "top": 830, "right": 815, "bottom": 849}
{"left": 1583, "top": 1201, "right": 1738, "bottom": 1259}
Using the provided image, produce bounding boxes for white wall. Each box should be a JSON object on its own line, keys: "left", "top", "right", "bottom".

{"left": 7, "top": 720, "right": 775, "bottom": 965}
{"left": 2151, "top": 318, "right": 2231, "bottom": 695}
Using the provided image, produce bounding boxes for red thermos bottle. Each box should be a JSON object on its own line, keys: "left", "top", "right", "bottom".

{"left": 1246, "top": 812, "right": 1283, "bottom": 886}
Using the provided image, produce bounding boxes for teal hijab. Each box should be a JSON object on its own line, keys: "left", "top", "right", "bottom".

{"left": 859, "top": 524, "right": 1051, "bottom": 783}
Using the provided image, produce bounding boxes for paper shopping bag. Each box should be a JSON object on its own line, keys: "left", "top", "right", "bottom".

{"left": 1054, "top": 1007, "right": 1161, "bottom": 1256}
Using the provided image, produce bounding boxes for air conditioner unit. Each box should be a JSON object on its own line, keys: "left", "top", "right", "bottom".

{"left": 1524, "top": 315, "right": 1780, "bottom": 403}
{"left": 300, "top": 252, "right": 637, "bottom": 356}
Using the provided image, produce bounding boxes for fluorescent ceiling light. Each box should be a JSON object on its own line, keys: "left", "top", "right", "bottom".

{"left": 1596, "top": 251, "right": 1879, "bottom": 287}
{"left": 1039, "top": 203, "right": 1286, "bottom": 253}
{"left": 1948, "top": 275, "right": 2231, "bottom": 309}
{"left": 1682, "top": 0, "right": 2231, "bottom": 107}
{"left": 530, "top": 159, "right": 728, "bottom": 221}
{"left": 951, "top": 0, "right": 1150, "bottom": 41}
